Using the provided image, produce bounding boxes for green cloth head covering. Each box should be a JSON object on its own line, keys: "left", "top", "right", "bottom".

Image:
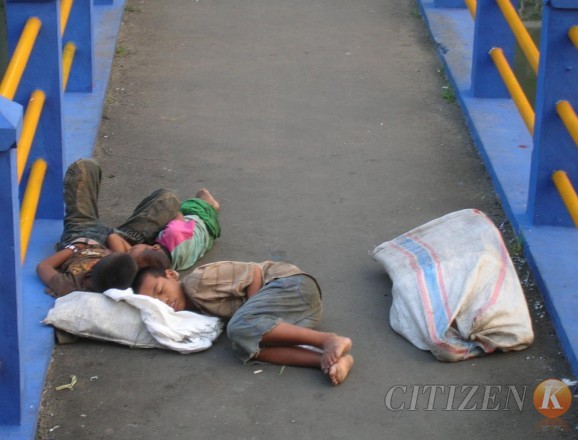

{"left": 180, "top": 198, "right": 221, "bottom": 239}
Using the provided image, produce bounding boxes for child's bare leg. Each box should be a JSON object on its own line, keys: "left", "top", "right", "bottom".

{"left": 195, "top": 188, "right": 220, "bottom": 211}
{"left": 260, "top": 322, "right": 352, "bottom": 371}
{"left": 255, "top": 347, "right": 354, "bottom": 386}
{"left": 255, "top": 346, "right": 321, "bottom": 368}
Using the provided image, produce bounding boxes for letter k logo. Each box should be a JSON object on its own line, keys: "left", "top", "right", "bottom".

{"left": 534, "top": 379, "right": 572, "bottom": 418}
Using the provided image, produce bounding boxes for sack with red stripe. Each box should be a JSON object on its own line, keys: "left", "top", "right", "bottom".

{"left": 372, "top": 209, "right": 534, "bottom": 362}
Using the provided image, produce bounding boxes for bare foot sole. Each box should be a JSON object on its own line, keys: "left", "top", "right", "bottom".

{"left": 321, "top": 335, "right": 352, "bottom": 371}
{"left": 195, "top": 188, "right": 220, "bottom": 211}
{"left": 327, "top": 355, "right": 354, "bottom": 386}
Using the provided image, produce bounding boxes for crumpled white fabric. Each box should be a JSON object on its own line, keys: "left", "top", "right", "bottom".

{"left": 104, "top": 288, "right": 223, "bottom": 354}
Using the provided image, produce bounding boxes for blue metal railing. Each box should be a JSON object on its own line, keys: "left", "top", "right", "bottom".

{"left": 435, "top": 0, "right": 578, "bottom": 227}
{"left": 0, "top": 0, "right": 119, "bottom": 429}
{"left": 1, "top": 0, "right": 578, "bottom": 433}
{"left": 426, "top": 0, "right": 578, "bottom": 376}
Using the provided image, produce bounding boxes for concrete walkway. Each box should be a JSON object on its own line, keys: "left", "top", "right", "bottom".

{"left": 36, "top": 0, "right": 577, "bottom": 439}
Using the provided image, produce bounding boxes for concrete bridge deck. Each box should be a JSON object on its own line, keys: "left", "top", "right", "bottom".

{"left": 27, "top": 0, "right": 578, "bottom": 438}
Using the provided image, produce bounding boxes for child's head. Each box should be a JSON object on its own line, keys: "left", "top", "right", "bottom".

{"left": 129, "top": 244, "right": 171, "bottom": 269}
{"left": 132, "top": 267, "right": 187, "bottom": 312}
{"left": 91, "top": 253, "right": 138, "bottom": 293}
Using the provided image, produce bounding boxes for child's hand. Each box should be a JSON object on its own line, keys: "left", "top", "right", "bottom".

{"left": 106, "top": 233, "right": 132, "bottom": 252}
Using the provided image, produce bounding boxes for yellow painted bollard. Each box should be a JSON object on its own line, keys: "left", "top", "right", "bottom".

{"left": 552, "top": 170, "right": 578, "bottom": 228}
{"left": 0, "top": 17, "right": 42, "bottom": 100}
{"left": 20, "top": 158, "right": 47, "bottom": 263}
{"left": 17, "top": 90, "right": 46, "bottom": 183}
{"left": 489, "top": 47, "right": 535, "bottom": 134}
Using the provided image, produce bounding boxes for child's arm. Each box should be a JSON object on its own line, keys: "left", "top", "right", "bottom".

{"left": 106, "top": 233, "right": 132, "bottom": 252}
{"left": 36, "top": 247, "right": 75, "bottom": 285}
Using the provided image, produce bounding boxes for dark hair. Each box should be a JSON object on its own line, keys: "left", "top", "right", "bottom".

{"left": 91, "top": 253, "right": 138, "bottom": 293}
{"left": 132, "top": 266, "right": 166, "bottom": 293}
{"left": 137, "top": 248, "right": 171, "bottom": 270}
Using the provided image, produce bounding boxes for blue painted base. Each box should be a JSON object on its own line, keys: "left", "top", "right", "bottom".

{"left": 0, "top": 1, "right": 125, "bottom": 438}
{"left": 417, "top": 0, "right": 578, "bottom": 376}
{"left": 0, "top": 220, "right": 61, "bottom": 439}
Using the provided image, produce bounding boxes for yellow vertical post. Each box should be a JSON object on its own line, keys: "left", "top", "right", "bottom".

{"left": 556, "top": 100, "right": 578, "bottom": 149}
{"left": 62, "top": 42, "right": 76, "bottom": 90}
{"left": 489, "top": 47, "right": 535, "bottom": 134}
{"left": 464, "top": 0, "right": 476, "bottom": 19}
{"left": 495, "top": 0, "right": 540, "bottom": 74}
{"left": 61, "top": 0, "right": 74, "bottom": 36}
{"left": 552, "top": 170, "right": 578, "bottom": 228}
{"left": 17, "top": 90, "right": 46, "bottom": 183}
{"left": 569, "top": 26, "right": 578, "bottom": 49}
{"left": 20, "top": 158, "right": 47, "bottom": 263}
{"left": 0, "top": 17, "right": 42, "bottom": 100}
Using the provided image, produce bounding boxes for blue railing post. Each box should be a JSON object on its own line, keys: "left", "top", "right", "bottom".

{"left": 471, "top": 0, "right": 518, "bottom": 98}
{"left": 64, "top": 0, "right": 94, "bottom": 92}
{"left": 0, "top": 97, "right": 24, "bottom": 426}
{"left": 6, "top": 0, "right": 64, "bottom": 220}
{"left": 528, "top": 0, "right": 578, "bottom": 226}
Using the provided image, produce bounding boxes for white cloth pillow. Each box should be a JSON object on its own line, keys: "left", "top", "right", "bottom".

{"left": 104, "top": 288, "right": 223, "bottom": 353}
{"left": 43, "top": 291, "right": 160, "bottom": 348}
{"left": 44, "top": 289, "right": 223, "bottom": 353}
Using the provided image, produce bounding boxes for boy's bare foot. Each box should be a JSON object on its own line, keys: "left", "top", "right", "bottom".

{"left": 195, "top": 188, "right": 220, "bottom": 211}
{"left": 327, "top": 355, "right": 354, "bottom": 386}
{"left": 321, "top": 334, "right": 352, "bottom": 371}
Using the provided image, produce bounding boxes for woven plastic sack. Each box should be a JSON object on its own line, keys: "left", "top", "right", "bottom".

{"left": 44, "top": 290, "right": 223, "bottom": 353}
{"left": 43, "top": 291, "right": 160, "bottom": 348}
{"left": 104, "top": 288, "right": 223, "bottom": 354}
{"left": 372, "top": 209, "right": 534, "bottom": 362}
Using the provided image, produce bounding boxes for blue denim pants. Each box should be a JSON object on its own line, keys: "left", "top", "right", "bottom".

{"left": 226, "top": 274, "right": 323, "bottom": 363}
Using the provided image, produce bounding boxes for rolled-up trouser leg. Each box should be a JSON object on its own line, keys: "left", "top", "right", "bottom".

{"left": 226, "top": 275, "right": 322, "bottom": 364}
{"left": 58, "top": 159, "right": 112, "bottom": 249}
{"left": 116, "top": 188, "right": 181, "bottom": 244}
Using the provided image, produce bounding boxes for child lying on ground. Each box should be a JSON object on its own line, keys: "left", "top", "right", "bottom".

{"left": 128, "top": 189, "right": 221, "bottom": 271}
{"left": 132, "top": 261, "right": 354, "bottom": 386}
{"left": 37, "top": 159, "right": 221, "bottom": 296}
{"left": 37, "top": 158, "right": 181, "bottom": 297}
